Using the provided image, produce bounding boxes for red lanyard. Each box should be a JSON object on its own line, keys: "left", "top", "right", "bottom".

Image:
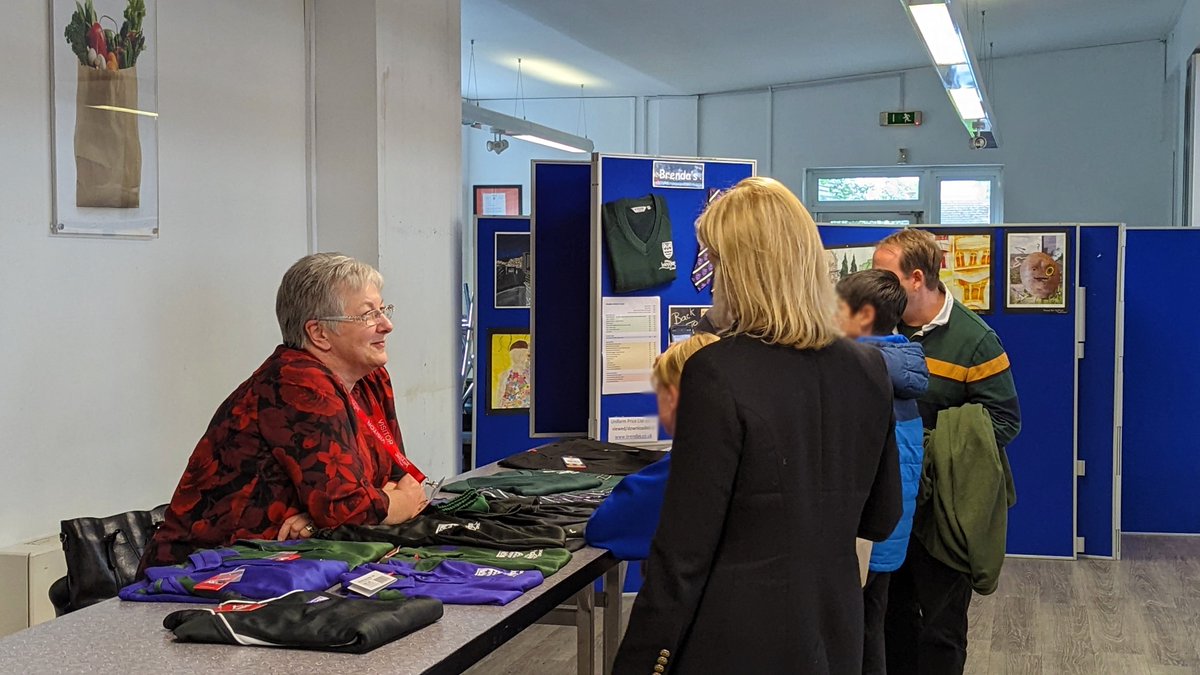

{"left": 348, "top": 392, "right": 426, "bottom": 483}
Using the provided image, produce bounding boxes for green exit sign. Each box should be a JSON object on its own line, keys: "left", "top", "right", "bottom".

{"left": 880, "top": 111, "right": 922, "bottom": 126}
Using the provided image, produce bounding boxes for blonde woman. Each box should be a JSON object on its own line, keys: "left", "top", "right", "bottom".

{"left": 614, "top": 177, "right": 902, "bottom": 674}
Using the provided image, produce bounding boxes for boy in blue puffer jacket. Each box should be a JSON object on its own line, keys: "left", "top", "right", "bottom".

{"left": 837, "top": 269, "right": 929, "bottom": 675}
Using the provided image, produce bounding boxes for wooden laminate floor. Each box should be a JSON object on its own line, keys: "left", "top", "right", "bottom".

{"left": 466, "top": 535, "right": 1200, "bottom": 674}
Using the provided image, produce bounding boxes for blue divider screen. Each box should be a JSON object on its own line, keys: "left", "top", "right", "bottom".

{"left": 1076, "top": 226, "right": 1120, "bottom": 556}
{"left": 594, "top": 155, "right": 755, "bottom": 440}
{"left": 1123, "top": 229, "right": 1200, "bottom": 533}
{"left": 531, "top": 161, "right": 592, "bottom": 437}
{"left": 817, "top": 225, "right": 1079, "bottom": 558}
{"left": 474, "top": 216, "right": 536, "bottom": 468}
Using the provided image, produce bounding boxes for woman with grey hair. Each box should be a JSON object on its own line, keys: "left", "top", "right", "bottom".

{"left": 139, "top": 253, "right": 428, "bottom": 574}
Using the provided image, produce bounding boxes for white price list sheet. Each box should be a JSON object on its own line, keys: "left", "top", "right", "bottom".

{"left": 601, "top": 296, "right": 661, "bottom": 395}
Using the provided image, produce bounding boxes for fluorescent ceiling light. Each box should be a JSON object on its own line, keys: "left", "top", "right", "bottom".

{"left": 462, "top": 101, "right": 594, "bottom": 154}
{"left": 86, "top": 105, "right": 159, "bottom": 118}
{"left": 512, "top": 134, "right": 589, "bottom": 154}
{"left": 903, "top": 0, "right": 997, "bottom": 146}
{"left": 948, "top": 87, "right": 985, "bottom": 120}
{"left": 909, "top": 3, "right": 967, "bottom": 65}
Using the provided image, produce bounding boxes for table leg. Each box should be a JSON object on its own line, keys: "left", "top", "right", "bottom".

{"left": 574, "top": 585, "right": 596, "bottom": 675}
{"left": 602, "top": 561, "right": 627, "bottom": 675}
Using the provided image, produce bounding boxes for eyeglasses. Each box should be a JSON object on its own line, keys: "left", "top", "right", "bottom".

{"left": 316, "top": 304, "right": 395, "bottom": 327}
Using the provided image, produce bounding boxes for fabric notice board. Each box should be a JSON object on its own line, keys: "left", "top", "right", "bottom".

{"left": 819, "top": 224, "right": 1082, "bottom": 558}
{"left": 590, "top": 154, "right": 755, "bottom": 443}
{"left": 1123, "top": 228, "right": 1200, "bottom": 534}
{"left": 530, "top": 161, "right": 592, "bottom": 438}
{"left": 473, "top": 216, "right": 537, "bottom": 468}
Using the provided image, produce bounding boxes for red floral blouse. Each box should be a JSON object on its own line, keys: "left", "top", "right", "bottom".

{"left": 139, "top": 345, "right": 413, "bottom": 573}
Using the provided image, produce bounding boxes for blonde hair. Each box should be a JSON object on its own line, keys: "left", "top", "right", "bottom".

{"left": 276, "top": 253, "right": 384, "bottom": 349}
{"left": 876, "top": 229, "right": 943, "bottom": 291}
{"left": 653, "top": 333, "right": 720, "bottom": 390}
{"left": 696, "top": 176, "right": 840, "bottom": 349}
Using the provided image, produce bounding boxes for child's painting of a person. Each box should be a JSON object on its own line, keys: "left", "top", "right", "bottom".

{"left": 491, "top": 336, "right": 530, "bottom": 410}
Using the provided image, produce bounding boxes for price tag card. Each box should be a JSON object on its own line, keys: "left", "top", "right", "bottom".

{"left": 349, "top": 570, "right": 397, "bottom": 597}
{"left": 195, "top": 567, "right": 246, "bottom": 591}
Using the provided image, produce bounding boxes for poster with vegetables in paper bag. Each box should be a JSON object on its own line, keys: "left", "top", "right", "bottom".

{"left": 52, "top": 0, "right": 157, "bottom": 237}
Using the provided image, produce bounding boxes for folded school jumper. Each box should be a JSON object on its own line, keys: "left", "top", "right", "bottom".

{"left": 340, "top": 558, "right": 543, "bottom": 605}
{"left": 321, "top": 509, "right": 569, "bottom": 551}
{"left": 121, "top": 539, "right": 394, "bottom": 603}
{"left": 499, "top": 439, "right": 667, "bottom": 475}
{"left": 442, "top": 470, "right": 605, "bottom": 496}
{"left": 164, "top": 590, "right": 443, "bottom": 654}
{"left": 381, "top": 545, "right": 573, "bottom": 577}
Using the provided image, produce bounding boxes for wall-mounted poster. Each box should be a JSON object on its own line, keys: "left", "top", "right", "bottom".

{"left": 935, "top": 233, "right": 993, "bottom": 313}
{"left": 52, "top": 0, "right": 158, "bottom": 238}
{"left": 488, "top": 329, "right": 531, "bottom": 414}
{"left": 824, "top": 244, "right": 875, "bottom": 284}
{"left": 667, "top": 305, "right": 712, "bottom": 343}
{"left": 1005, "top": 231, "right": 1068, "bottom": 312}
{"left": 474, "top": 185, "right": 522, "bottom": 216}
{"left": 495, "top": 232, "right": 531, "bottom": 309}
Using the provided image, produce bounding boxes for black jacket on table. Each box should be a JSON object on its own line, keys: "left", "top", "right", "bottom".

{"left": 613, "top": 336, "right": 902, "bottom": 675}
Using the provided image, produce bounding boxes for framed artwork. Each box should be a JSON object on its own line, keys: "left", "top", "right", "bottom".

{"left": 51, "top": 0, "right": 159, "bottom": 238}
{"left": 824, "top": 244, "right": 876, "bottom": 284}
{"left": 474, "top": 184, "right": 522, "bottom": 216}
{"left": 1005, "top": 231, "right": 1068, "bottom": 312}
{"left": 934, "top": 232, "right": 993, "bottom": 314}
{"left": 494, "top": 232, "right": 531, "bottom": 309}
{"left": 487, "top": 329, "right": 531, "bottom": 414}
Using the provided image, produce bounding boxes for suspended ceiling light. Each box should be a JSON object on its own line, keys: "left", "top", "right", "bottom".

{"left": 909, "top": 3, "right": 967, "bottom": 65}
{"left": 462, "top": 101, "right": 594, "bottom": 154}
{"left": 948, "top": 87, "right": 985, "bottom": 120}
{"left": 903, "top": 0, "right": 998, "bottom": 148}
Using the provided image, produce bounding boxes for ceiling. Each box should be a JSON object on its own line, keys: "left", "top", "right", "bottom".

{"left": 464, "top": 0, "right": 1186, "bottom": 98}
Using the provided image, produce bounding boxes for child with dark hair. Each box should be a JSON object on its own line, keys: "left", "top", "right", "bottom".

{"left": 837, "top": 269, "right": 930, "bottom": 675}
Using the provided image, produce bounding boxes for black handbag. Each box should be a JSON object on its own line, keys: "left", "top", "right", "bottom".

{"left": 57, "top": 504, "right": 168, "bottom": 613}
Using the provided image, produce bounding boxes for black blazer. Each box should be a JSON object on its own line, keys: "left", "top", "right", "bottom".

{"left": 614, "top": 335, "right": 902, "bottom": 674}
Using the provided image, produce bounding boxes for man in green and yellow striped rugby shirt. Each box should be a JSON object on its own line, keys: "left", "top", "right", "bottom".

{"left": 873, "top": 228, "right": 1021, "bottom": 675}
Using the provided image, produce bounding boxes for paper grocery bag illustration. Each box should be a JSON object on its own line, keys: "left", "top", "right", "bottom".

{"left": 74, "top": 64, "right": 142, "bottom": 208}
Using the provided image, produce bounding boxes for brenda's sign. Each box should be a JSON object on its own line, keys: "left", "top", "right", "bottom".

{"left": 651, "top": 160, "right": 704, "bottom": 189}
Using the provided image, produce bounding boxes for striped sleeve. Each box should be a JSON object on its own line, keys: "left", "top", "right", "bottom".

{"left": 965, "top": 331, "right": 1021, "bottom": 448}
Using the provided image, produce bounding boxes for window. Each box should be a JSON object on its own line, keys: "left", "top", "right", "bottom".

{"left": 806, "top": 166, "right": 1002, "bottom": 225}
{"left": 817, "top": 176, "right": 920, "bottom": 202}
{"left": 938, "top": 179, "right": 992, "bottom": 224}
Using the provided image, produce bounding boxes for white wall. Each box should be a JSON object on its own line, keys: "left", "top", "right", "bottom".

{"left": 698, "top": 91, "right": 771, "bottom": 169}
{"left": 0, "top": 1, "right": 308, "bottom": 547}
{"left": 647, "top": 96, "right": 698, "bottom": 157}
{"left": 314, "top": 0, "right": 379, "bottom": 262}
{"left": 375, "top": 0, "right": 463, "bottom": 480}
{"left": 691, "top": 41, "right": 1174, "bottom": 228}
{"left": 464, "top": 97, "right": 637, "bottom": 213}
{"left": 462, "top": 96, "right": 636, "bottom": 278}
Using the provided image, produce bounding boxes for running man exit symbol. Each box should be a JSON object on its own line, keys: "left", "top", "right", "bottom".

{"left": 880, "top": 111, "right": 923, "bottom": 126}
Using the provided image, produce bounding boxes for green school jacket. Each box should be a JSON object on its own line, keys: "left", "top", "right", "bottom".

{"left": 913, "top": 404, "right": 1016, "bottom": 595}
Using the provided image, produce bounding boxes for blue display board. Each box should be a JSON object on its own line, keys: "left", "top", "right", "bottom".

{"left": 1123, "top": 228, "right": 1200, "bottom": 534}
{"left": 1076, "top": 226, "right": 1122, "bottom": 556}
{"left": 817, "top": 224, "right": 1081, "bottom": 558}
{"left": 473, "top": 216, "right": 538, "bottom": 468}
{"left": 591, "top": 154, "right": 755, "bottom": 441}
{"left": 530, "top": 161, "right": 592, "bottom": 438}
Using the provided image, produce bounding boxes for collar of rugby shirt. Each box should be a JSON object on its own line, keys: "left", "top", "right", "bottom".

{"left": 910, "top": 285, "right": 954, "bottom": 338}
